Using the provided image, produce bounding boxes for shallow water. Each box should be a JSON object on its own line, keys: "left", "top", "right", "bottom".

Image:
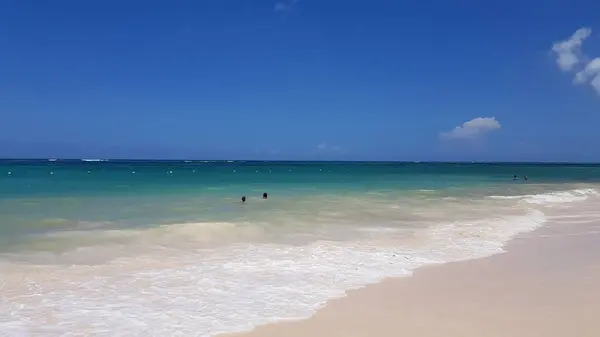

{"left": 1, "top": 160, "right": 599, "bottom": 336}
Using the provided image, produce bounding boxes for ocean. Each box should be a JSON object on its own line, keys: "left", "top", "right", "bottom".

{"left": 1, "top": 160, "right": 599, "bottom": 336}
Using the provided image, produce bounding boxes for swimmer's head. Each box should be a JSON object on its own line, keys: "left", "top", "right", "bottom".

{"left": 241, "top": 196, "right": 246, "bottom": 203}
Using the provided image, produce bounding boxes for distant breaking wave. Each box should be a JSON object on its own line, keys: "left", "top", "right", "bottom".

{"left": 487, "top": 188, "right": 599, "bottom": 204}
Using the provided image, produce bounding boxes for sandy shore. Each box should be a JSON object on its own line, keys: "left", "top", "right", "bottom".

{"left": 223, "top": 206, "right": 600, "bottom": 337}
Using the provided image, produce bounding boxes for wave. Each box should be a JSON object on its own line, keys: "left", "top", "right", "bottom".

{"left": 488, "top": 188, "right": 599, "bottom": 204}
{"left": 0, "top": 187, "right": 597, "bottom": 336}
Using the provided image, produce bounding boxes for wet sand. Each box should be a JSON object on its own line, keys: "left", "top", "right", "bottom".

{"left": 223, "top": 212, "right": 600, "bottom": 337}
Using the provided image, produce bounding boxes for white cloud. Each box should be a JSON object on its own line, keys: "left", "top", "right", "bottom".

{"left": 440, "top": 117, "right": 501, "bottom": 140}
{"left": 551, "top": 27, "right": 600, "bottom": 96}
{"left": 574, "top": 57, "right": 600, "bottom": 95}
{"left": 551, "top": 28, "right": 591, "bottom": 72}
{"left": 275, "top": 0, "right": 299, "bottom": 12}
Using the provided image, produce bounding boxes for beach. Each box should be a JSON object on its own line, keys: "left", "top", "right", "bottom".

{"left": 225, "top": 200, "right": 600, "bottom": 337}
{"left": 1, "top": 161, "right": 600, "bottom": 336}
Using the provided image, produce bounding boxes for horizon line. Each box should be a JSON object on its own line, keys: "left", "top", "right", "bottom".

{"left": 1, "top": 158, "right": 600, "bottom": 165}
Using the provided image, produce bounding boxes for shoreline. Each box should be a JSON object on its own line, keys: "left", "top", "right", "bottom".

{"left": 2, "top": 186, "right": 599, "bottom": 335}
{"left": 222, "top": 202, "right": 600, "bottom": 337}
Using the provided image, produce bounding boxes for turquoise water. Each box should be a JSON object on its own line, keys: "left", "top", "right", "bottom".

{"left": 3, "top": 161, "right": 600, "bottom": 198}
{"left": 1, "top": 160, "right": 599, "bottom": 236}
{"left": 1, "top": 160, "right": 600, "bottom": 336}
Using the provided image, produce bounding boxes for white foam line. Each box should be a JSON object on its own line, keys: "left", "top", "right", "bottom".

{"left": 536, "top": 230, "right": 600, "bottom": 238}
{"left": 552, "top": 219, "right": 600, "bottom": 225}
{"left": 548, "top": 213, "right": 600, "bottom": 219}
{"left": 488, "top": 188, "right": 600, "bottom": 205}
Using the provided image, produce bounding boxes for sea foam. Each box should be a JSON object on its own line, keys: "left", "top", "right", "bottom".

{"left": 0, "top": 188, "right": 597, "bottom": 337}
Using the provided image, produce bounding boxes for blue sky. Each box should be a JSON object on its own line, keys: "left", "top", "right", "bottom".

{"left": 1, "top": 0, "right": 600, "bottom": 161}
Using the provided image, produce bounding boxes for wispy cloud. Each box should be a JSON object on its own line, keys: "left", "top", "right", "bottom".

{"left": 551, "top": 27, "right": 600, "bottom": 95}
{"left": 275, "top": 0, "right": 299, "bottom": 12}
{"left": 440, "top": 117, "right": 501, "bottom": 140}
{"left": 317, "top": 143, "right": 341, "bottom": 152}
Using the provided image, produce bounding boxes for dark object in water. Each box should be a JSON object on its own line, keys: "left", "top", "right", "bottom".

{"left": 241, "top": 196, "right": 246, "bottom": 203}
{"left": 263, "top": 192, "right": 268, "bottom": 199}
{"left": 524, "top": 175, "right": 528, "bottom": 181}
{"left": 513, "top": 174, "right": 518, "bottom": 180}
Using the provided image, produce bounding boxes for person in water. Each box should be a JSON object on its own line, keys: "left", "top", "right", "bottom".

{"left": 524, "top": 175, "right": 528, "bottom": 181}
{"left": 263, "top": 192, "right": 268, "bottom": 199}
{"left": 513, "top": 174, "right": 518, "bottom": 180}
{"left": 241, "top": 196, "right": 246, "bottom": 203}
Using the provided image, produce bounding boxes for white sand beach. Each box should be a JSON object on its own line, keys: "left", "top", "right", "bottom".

{"left": 224, "top": 202, "right": 600, "bottom": 337}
